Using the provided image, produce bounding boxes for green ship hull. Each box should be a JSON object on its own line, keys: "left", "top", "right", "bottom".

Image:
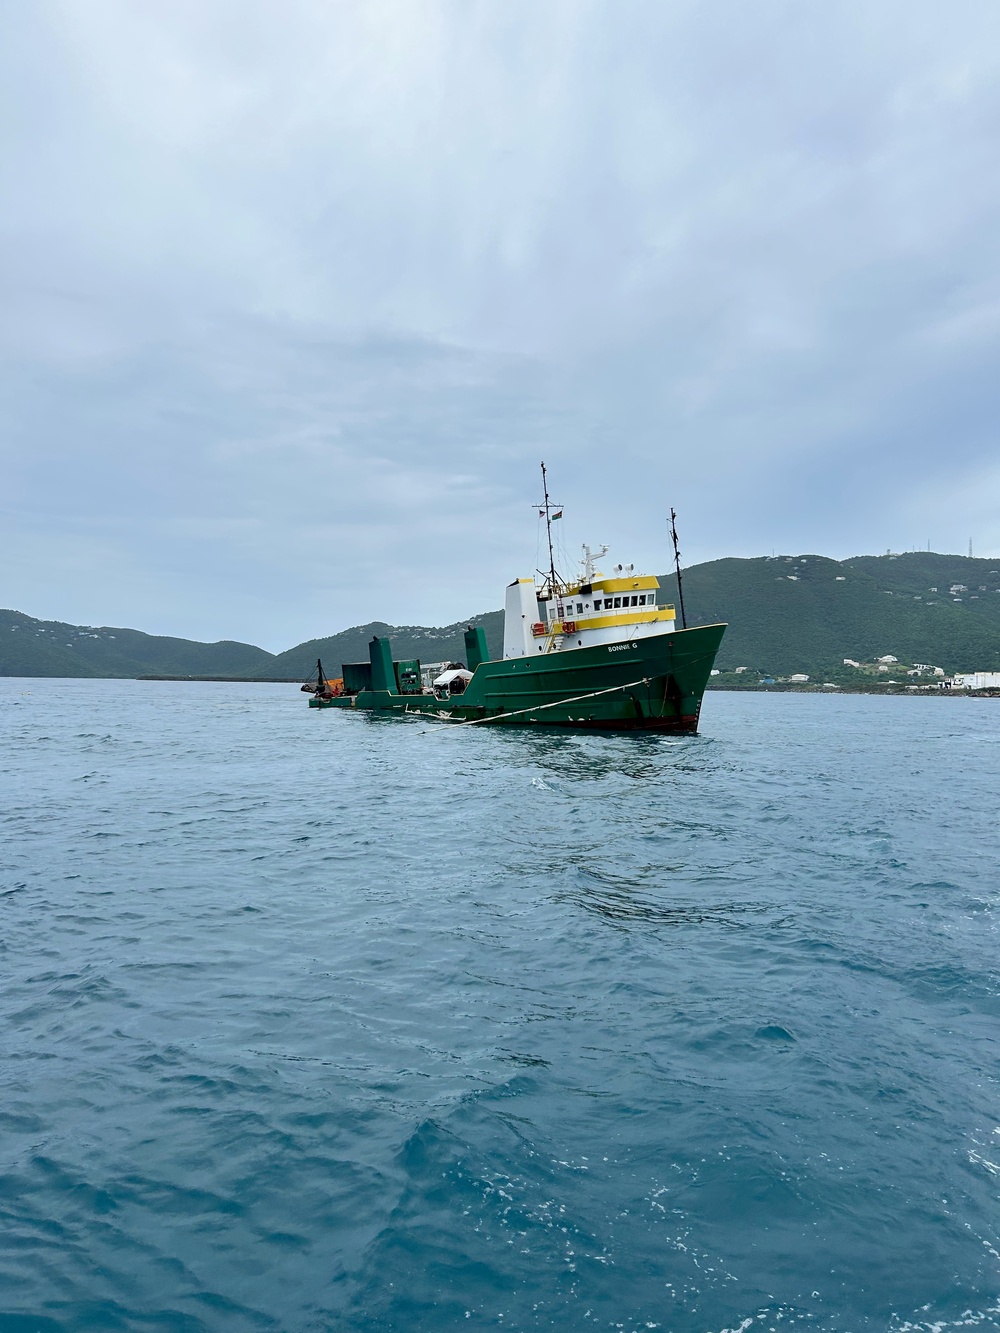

{"left": 310, "top": 621, "right": 726, "bottom": 732}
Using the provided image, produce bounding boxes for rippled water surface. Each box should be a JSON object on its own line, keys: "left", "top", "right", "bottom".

{"left": 2, "top": 679, "right": 1000, "bottom": 1332}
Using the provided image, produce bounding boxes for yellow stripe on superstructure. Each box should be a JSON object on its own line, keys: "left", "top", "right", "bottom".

{"left": 551, "top": 608, "right": 676, "bottom": 632}
{"left": 591, "top": 575, "right": 660, "bottom": 593}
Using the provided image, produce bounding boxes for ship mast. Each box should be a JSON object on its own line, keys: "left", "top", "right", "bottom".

{"left": 538, "top": 461, "right": 562, "bottom": 596}
{"left": 669, "top": 507, "right": 688, "bottom": 629}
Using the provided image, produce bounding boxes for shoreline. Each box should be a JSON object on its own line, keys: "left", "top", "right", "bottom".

{"left": 135, "top": 675, "right": 303, "bottom": 682}
{"left": 707, "top": 683, "right": 1000, "bottom": 698}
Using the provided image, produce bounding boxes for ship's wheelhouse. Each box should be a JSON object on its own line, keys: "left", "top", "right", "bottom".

{"left": 504, "top": 569, "right": 676, "bottom": 657}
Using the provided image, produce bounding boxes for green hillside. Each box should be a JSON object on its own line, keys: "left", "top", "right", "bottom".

{"left": 4, "top": 552, "right": 999, "bottom": 682}
{"left": 260, "top": 611, "right": 504, "bottom": 681}
{"left": 657, "top": 552, "right": 1000, "bottom": 676}
{"left": 270, "top": 552, "right": 1000, "bottom": 682}
{"left": 0, "top": 609, "right": 275, "bottom": 679}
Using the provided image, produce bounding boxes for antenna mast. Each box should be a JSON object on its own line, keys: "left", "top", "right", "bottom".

{"left": 539, "top": 461, "right": 560, "bottom": 595}
{"left": 670, "top": 508, "right": 688, "bottom": 629}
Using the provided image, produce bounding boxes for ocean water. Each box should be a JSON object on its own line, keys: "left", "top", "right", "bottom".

{"left": 2, "top": 679, "right": 999, "bottom": 1333}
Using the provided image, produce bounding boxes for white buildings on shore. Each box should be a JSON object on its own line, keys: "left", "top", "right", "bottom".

{"left": 949, "top": 672, "right": 1000, "bottom": 690}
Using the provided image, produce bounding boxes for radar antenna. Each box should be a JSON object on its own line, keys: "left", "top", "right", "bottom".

{"left": 581, "top": 543, "right": 609, "bottom": 581}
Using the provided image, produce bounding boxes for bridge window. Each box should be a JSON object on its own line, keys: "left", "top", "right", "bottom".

{"left": 638, "top": 595, "right": 646, "bottom": 605}
{"left": 604, "top": 599, "right": 612, "bottom": 609}
{"left": 613, "top": 597, "right": 621, "bottom": 608}
{"left": 631, "top": 595, "right": 638, "bottom": 606}
{"left": 576, "top": 602, "right": 583, "bottom": 614}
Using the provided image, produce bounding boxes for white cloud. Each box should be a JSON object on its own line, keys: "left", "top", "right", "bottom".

{"left": 3, "top": 0, "right": 1000, "bottom": 645}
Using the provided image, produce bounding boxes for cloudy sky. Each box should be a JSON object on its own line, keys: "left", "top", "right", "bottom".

{"left": 3, "top": 1, "right": 999, "bottom": 649}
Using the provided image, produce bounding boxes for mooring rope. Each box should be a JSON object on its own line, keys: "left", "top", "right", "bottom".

{"left": 414, "top": 674, "right": 656, "bottom": 731}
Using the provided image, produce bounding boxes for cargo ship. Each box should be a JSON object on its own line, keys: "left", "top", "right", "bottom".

{"left": 303, "top": 469, "right": 725, "bottom": 732}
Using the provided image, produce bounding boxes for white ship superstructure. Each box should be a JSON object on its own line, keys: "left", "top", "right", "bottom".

{"left": 502, "top": 553, "right": 677, "bottom": 659}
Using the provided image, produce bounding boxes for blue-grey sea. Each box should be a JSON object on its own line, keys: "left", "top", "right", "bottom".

{"left": 2, "top": 679, "right": 999, "bottom": 1333}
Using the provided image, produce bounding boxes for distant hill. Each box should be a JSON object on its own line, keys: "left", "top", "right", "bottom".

{"left": 259, "top": 611, "right": 504, "bottom": 681}
{"left": 271, "top": 553, "right": 1000, "bottom": 681}
{"left": 0, "top": 609, "right": 275, "bottom": 679}
{"left": 657, "top": 552, "right": 1000, "bottom": 676}
{"left": 4, "top": 552, "right": 999, "bottom": 681}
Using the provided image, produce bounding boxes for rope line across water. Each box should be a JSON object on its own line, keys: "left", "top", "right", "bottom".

{"left": 417, "top": 675, "right": 656, "bottom": 732}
